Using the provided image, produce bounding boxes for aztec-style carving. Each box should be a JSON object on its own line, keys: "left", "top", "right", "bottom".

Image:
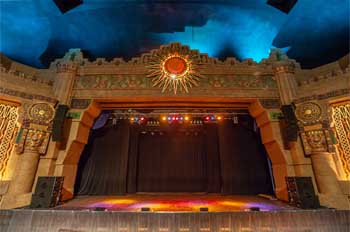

{"left": 295, "top": 102, "right": 322, "bottom": 124}
{"left": 0, "top": 104, "right": 18, "bottom": 179}
{"left": 0, "top": 87, "right": 57, "bottom": 104}
{"left": 73, "top": 74, "right": 277, "bottom": 90}
{"left": 301, "top": 130, "right": 328, "bottom": 154}
{"left": 18, "top": 129, "right": 50, "bottom": 154}
{"left": 146, "top": 44, "right": 203, "bottom": 94}
{"left": 331, "top": 101, "right": 350, "bottom": 176}
{"left": 28, "top": 103, "right": 55, "bottom": 125}
{"left": 294, "top": 88, "right": 350, "bottom": 103}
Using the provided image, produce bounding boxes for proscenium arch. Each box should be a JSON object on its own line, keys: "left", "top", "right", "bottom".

{"left": 57, "top": 97, "right": 289, "bottom": 201}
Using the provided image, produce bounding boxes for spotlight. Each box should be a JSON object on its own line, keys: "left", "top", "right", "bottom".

{"left": 140, "top": 117, "right": 145, "bottom": 121}
{"left": 184, "top": 116, "right": 189, "bottom": 121}
{"left": 172, "top": 116, "right": 176, "bottom": 121}
{"left": 217, "top": 116, "right": 222, "bottom": 120}
{"left": 130, "top": 117, "right": 135, "bottom": 121}
{"left": 210, "top": 115, "right": 215, "bottom": 121}
{"left": 167, "top": 116, "right": 171, "bottom": 121}
{"left": 205, "top": 116, "right": 210, "bottom": 121}
{"left": 162, "top": 116, "right": 167, "bottom": 121}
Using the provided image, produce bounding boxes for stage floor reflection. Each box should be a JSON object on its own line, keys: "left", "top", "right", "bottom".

{"left": 56, "top": 194, "right": 296, "bottom": 212}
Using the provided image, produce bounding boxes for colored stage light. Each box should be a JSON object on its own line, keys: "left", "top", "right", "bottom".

{"left": 175, "top": 117, "right": 179, "bottom": 120}
{"left": 210, "top": 116, "right": 215, "bottom": 121}
{"left": 172, "top": 116, "right": 176, "bottom": 121}
{"left": 167, "top": 116, "right": 171, "bottom": 121}
{"left": 130, "top": 117, "right": 135, "bottom": 121}
{"left": 217, "top": 116, "right": 222, "bottom": 120}
{"left": 140, "top": 117, "right": 145, "bottom": 121}
{"left": 205, "top": 116, "right": 210, "bottom": 121}
{"left": 184, "top": 116, "right": 189, "bottom": 121}
{"left": 162, "top": 116, "right": 167, "bottom": 121}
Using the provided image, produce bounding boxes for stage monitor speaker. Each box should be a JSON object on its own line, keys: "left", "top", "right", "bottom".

{"left": 53, "top": 0, "right": 83, "bottom": 14}
{"left": 267, "top": 0, "right": 298, "bottom": 14}
{"left": 30, "top": 176, "right": 64, "bottom": 209}
{"left": 286, "top": 176, "right": 320, "bottom": 209}
{"left": 52, "top": 104, "right": 69, "bottom": 141}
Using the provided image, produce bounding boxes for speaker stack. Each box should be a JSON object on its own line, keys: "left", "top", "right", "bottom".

{"left": 285, "top": 176, "right": 320, "bottom": 209}
{"left": 30, "top": 176, "right": 64, "bottom": 209}
{"left": 281, "top": 105, "right": 298, "bottom": 142}
{"left": 52, "top": 105, "right": 69, "bottom": 142}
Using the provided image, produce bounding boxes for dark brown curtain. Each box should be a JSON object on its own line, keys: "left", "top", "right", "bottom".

{"left": 136, "top": 128, "right": 207, "bottom": 192}
{"left": 218, "top": 119, "right": 273, "bottom": 194}
{"left": 75, "top": 118, "right": 273, "bottom": 195}
{"left": 74, "top": 120, "right": 130, "bottom": 195}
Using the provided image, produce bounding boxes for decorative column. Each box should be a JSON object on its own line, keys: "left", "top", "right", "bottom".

{"left": 53, "top": 49, "right": 82, "bottom": 104}
{"left": 272, "top": 59, "right": 298, "bottom": 105}
{"left": 1, "top": 103, "right": 54, "bottom": 209}
{"left": 296, "top": 102, "right": 350, "bottom": 209}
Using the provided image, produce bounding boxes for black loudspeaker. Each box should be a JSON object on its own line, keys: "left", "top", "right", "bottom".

{"left": 281, "top": 105, "right": 298, "bottom": 142}
{"left": 30, "top": 176, "right": 64, "bottom": 209}
{"left": 53, "top": 0, "right": 83, "bottom": 14}
{"left": 52, "top": 105, "right": 69, "bottom": 141}
{"left": 267, "top": 0, "right": 298, "bottom": 14}
{"left": 286, "top": 176, "right": 320, "bottom": 209}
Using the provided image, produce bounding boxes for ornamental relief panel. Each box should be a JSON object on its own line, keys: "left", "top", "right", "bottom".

{"left": 73, "top": 74, "right": 277, "bottom": 90}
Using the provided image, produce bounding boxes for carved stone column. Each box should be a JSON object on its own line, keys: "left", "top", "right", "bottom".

{"left": 53, "top": 49, "right": 83, "bottom": 105}
{"left": 0, "top": 103, "right": 54, "bottom": 209}
{"left": 7, "top": 129, "right": 49, "bottom": 195}
{"left": 296, "top": 102, "right": 350, "bottom": 209}
{"left": 54, "top": 62, "right": 78, "bottom": 105}
{"left": 272, "top": 61, "right": 298, "bottom": 105}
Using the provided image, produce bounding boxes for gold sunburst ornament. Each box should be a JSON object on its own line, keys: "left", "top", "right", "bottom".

{"left": 147, "top": 53, "right": 202, "bottom": 94}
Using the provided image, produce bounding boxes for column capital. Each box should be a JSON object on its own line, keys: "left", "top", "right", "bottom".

{"left": 56, "top": 62, "right": 78, "bottom": 74}
{"left": 272, "top": 61, "right": 296, "bottom": 74}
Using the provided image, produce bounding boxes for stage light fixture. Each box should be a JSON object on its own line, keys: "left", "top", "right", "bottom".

{"left": 162, "top": 116, "right": 167, "bottom": 121}
{"left": 210, "top": 115, "right": 215, "bottom": 121}
{"left": 217, "top": 116, "right": 222, "bottom": 120}
{"left": 205, "top": 116, "right": 210, "bottom": 121}
{"left": 184, "top": 116, "right": 189, "bottom": 121}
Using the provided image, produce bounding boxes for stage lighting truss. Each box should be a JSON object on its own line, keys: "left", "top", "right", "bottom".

{"left": 147, "top": 53, "right": 203, "bottom": 94}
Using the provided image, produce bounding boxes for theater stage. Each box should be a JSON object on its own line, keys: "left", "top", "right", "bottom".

{"left": 55, "top": 194, "right": 294, "bottom": 212}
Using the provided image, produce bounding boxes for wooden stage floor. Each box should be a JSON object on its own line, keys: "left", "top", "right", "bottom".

{"left": 55, "top": 194, "right": 296, "bottom": 212}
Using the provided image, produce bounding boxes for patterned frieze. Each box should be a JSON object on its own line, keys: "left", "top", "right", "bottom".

{"left": 73, "top": 74, "right": 277, "bottom": 90}
{"left": 294, "top": 89, "right": 350, "bottom": 104}
{"left": 0, "top": 87, "right": 57, "bottom": 104}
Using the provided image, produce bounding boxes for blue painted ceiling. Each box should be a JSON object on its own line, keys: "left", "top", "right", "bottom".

{"left": 0, "top": 0, "right": 349, "bottom": 68}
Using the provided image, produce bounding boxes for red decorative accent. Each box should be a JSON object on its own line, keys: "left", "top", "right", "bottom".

{"left": 164, "top": 57, "right": 187, "bottom": 75}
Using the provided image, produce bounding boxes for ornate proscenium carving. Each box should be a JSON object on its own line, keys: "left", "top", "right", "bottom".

{"left": 295, "top": 102, "right": 322, "bottom": 124}
{"left": 0, "top": 103, "right": 19, "bottom": 179}
{"left": 147, "top": 43, "right": 203, "bottom": 94}
{"left": 23, "top": 129, "right": 50, "bottom": 154}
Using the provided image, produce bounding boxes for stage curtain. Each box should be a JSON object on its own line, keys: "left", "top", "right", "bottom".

{"left": 136, "top": 128, "right": 207, "bottom": 192}
{"left": 204, "top": 123, "right": 221, "bottom": 193}
{"left": 218, "top": 120, "right": 273, "bottom": 195}
{"left": 126, "top": 125, "right": 141, "bottom": 193}
{"left": 74, "top": 120, "right": 130, "bottom": 195}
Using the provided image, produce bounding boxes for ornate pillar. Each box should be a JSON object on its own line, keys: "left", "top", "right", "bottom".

{"left": 7, "top": 128, "right": 50, "bottom": 195}
{"left": 272, "top": 60, "right": 298, "bottom": 105}
{"left": 296, "top": 102, "right": 350, "bottom": 209}
{"left": 54, "top": 62, "right": 78, "bottom": 105}
{"left": 53, "top": 49, "right": 82, "bottom": 105}
{"left": 0, "top": 103, "right": 54, "bottom": 209}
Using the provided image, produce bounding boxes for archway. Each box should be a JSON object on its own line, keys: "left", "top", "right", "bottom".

{"left": 55, "top": 98, "right": 290, "bottom": 201}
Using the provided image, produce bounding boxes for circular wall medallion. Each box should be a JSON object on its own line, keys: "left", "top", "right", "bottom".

{"left": 164, "top": 56, "right": 187, "bottom": 76}
{"left": 295, "top": 102, "right": 322, "bottom": 124}
{"left": 28, "top": 103, "right": 55, "bottom": 124}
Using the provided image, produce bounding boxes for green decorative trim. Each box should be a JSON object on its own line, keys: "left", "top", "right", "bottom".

{"left": 67, "top": 111, "right": 81, "bottom": 119}
{"left": 269, "top": 111, "right": 283, "bottom": 121}
{"left": 15, "top": 128, "right": 23, "bottom": 144}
